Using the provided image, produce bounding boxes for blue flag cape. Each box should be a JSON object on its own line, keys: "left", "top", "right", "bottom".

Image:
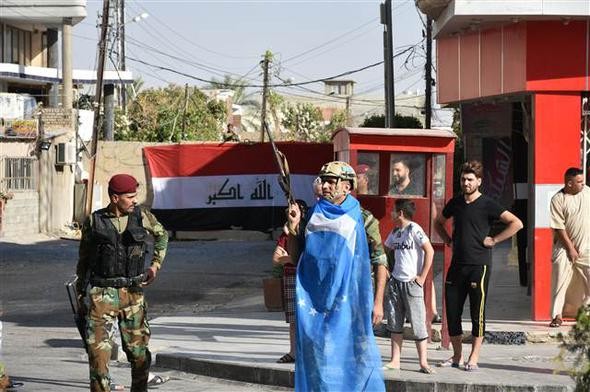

{"left": 295, "top": 196, "right": 384, "bottom": 391}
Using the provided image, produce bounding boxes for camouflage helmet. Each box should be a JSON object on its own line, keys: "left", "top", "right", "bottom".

{"left": 318, "top": 161, "right": 357, "bottom": 190}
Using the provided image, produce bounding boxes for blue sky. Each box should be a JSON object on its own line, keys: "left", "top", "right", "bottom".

{"left": 73, "top": 0, "right": 427, "bottom": 100}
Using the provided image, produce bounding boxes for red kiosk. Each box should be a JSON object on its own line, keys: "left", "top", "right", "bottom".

{"left": 333, "top": 127, "right": 456, "bottom": 341}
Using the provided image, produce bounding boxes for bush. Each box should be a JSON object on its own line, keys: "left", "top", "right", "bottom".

{"left": 557, "top": 304, "right": 590, "bottom": 391}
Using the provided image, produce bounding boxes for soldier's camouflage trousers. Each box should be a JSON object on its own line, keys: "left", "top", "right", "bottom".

{"left": 0, "top": 362, "right": 9, "bottom": 391}
{"left": 86, "top": 287, "right": 151, "bottom": 392}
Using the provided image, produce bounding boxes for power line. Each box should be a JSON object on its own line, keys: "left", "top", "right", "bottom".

{"left": 124, "top": 54, "right": 385, "bottom": 88}
{"left": 127, "top": 0, "right": 259, "bottom": 60}
{"left": 124, "top": 35, "right": 258, "bottom": 81}
{"left": 282, "top": 17, "right": 378, "bottom": 64}
{"left": 286, "top": 25, "right": 381, "bottom": 68}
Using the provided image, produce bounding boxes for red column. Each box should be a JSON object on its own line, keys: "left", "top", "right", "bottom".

{"left": 531, "top": 92, "right": 581, "bottom": 320}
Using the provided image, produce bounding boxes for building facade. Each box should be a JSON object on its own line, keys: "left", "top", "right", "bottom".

{"left": 419, "top": 0, "right": 590, "bottom": 320}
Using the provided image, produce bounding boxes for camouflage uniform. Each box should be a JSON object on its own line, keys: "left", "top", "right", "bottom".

{"left": 361, "top": 207, "right": 388, "bottom": 269}
{"left": 76, "top": 206, "right": 168, "bottom": 392}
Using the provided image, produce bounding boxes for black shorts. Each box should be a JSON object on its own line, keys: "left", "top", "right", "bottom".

{"left": 444, "top": 264, "right": 491, "bottom": 337}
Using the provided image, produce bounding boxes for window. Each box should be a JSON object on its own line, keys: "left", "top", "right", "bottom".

{"left": 430, "top": 154, "right": 446, "bottom": 243}
{"left": 41, "top": 32, "right": 47, "bottom": 67}
{"left": 1, "top": 157, "right": 37, "bottom": 191}
{"left": 356, "top": 152, "right": 379, "bottom": 195}
{"left": 4, "top": 25, "right": 32, "bottom": 65}
{"left": 389, "top": 153, "right": 426, "bottom": 197}
{"left": 0, "top": 24, "right": 3, "bottom": 62}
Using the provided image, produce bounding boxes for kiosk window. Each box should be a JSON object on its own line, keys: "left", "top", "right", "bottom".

{"left": 389, "top": 153, "right": 425, "bottom": 197}
{"left": 356, "top": 152, "right": 379, "bottom": 195}
{"left": 431, "top": 154, "right": 446, "bottom": 243}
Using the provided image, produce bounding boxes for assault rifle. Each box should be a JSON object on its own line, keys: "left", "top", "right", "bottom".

{"left": 263, "top": 121, "right": 294, "bottom": 205}
{"left": 65, "top": 278, "right": 88, "bottom": 353}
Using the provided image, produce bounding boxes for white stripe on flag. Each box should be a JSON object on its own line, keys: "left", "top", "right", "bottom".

{"left": 306, "top": 211, "right": 357, "bottom": 255}
{"left": 152, "top": 174, "right": 317, "bottom": 209}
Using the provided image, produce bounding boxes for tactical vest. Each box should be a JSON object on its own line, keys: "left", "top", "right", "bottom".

{"left": 90, "top": 206, "right": 147, "bottom": 280}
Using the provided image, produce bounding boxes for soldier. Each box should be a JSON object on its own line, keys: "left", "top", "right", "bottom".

{"left": 75, "top": 174, "right": 168, "bottom": 392}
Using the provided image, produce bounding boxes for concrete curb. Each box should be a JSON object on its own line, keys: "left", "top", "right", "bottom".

{"left": 156, "top": 354, "right": 295, "bottom": 387}
{"left": 374, "top": 325, "right": 562, "bottom": 345}
{"left": 155, "top": 354, "right": 573, "bottom": 392}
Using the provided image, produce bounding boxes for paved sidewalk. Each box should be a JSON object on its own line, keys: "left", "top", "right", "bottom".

{"left": 150, "top": 243, "right": 578, "bottom": 391}
{"left": 150, "top": 308, "right": 575, "bottom": 391}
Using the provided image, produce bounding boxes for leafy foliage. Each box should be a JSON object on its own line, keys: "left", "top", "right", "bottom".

{"left": 281, "top": 102, "right": 327, "bottom": 142}
{"left": 115, "top": 84, "right": 227, "bottom": 142}
{"left": 359, "top": 114, "right": 423, "bottom": 129}
{"left": 557, "top": 305, "right": 590, "bottom": 391}
{"left": 209, "top": 75, "right": 260, "bottom": 107}
{"left": 76, "top": 93, "right": 94, "bottom": 110}
{"left": 324, "top": 109, "right": 347, "bottom": 134}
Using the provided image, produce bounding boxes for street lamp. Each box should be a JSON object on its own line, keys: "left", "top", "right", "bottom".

{"left": 130, "top": 12, "right": 149, "bottom": 24}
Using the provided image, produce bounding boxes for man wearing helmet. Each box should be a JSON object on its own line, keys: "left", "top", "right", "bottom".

{"left": 286, "top": 161, "right": 387, "bottom": 391}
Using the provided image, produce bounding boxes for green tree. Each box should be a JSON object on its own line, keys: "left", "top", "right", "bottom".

{"left": 325, "top": 109, "right": 347, "bottom": 134}
{"left": 557, "top": 305, "right": 590, "bottom": 391}
{"left": 359, "top": 113, "right": 423, "bottom": 128}
{"left": 115, "top": 84, "right": 226, "bottom": 142}
{"left": 281, "top": 102, "right": 326, "bottom": 142}
{"left": 208, "top": 75, "right": 260, "bottom": 107}
{"left": 209, "top": 75, "right": 261, "bottom": 133}
{"left": 268, "top": 90, "right": 284, "bottom": 136}
{"left": 126, "top": 77, "right": 144, "bottom": 102}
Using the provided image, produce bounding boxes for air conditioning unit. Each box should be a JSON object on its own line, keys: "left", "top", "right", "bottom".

{"left": 56, "top": 142, "right": 77, "bottom": 165}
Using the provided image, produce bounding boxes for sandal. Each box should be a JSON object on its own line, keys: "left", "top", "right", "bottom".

{"left": 549, "top": 317, "right": 563, "bottom": 328}
{"left": 381, "top": 363, "right": 400, "bottom": 371}
{"left": 109, "top": 383, "right": 124, "bottom": 391}
{"left": 437, "top": 357, "right": 461, "bottom": 368}
{"left": 464, "top": 363, "right": 479, "bottom": 372}
{"left": 419, "top": 366, "right": 436, "bottom": 374}
{"left": 147, "top": 375, "right": 170, "bottom": 387}
{"left": 276, "top": 353, "right": 295, "bottom": 363}
{"left": 7, "top": 381, "right": 24, "bottom": 390}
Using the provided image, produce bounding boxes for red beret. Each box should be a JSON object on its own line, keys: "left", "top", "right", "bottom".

{"left": 108, "top": 174, "right": 139, "bottom": 194}
{"left": 356, "top": 164, "right": 370, "bottom": 175}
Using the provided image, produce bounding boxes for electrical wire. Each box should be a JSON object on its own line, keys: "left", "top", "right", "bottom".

{"left": 127, "top": 0, "right": 260, "bottom": 61}
{"left": 281, "top": 17, "right": 379, "bottom": 64}
{"left": 124, "top": 53, "right": 385, "bottom": 88}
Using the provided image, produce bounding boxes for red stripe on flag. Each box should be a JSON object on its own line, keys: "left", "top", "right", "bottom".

{"left": 144, "top": 142, "right": 333, "bottom": 177}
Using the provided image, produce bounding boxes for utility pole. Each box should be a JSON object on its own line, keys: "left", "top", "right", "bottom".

{"left": 260, "top": 51, "right": 271, "bottom": 142}
{"left": 381, "top": 0, "right": 395, "bottom": 128}
{"left": 424, "top": 16, "right": 433, "bottom": 129}
{"left": 345, "top": 96, "right": 352, "bottom": 126}
{"left": 119, "top": 0, "right": 127, "bottom": 108}
{"left": 181, "top": 83, "right": 189, "bottom": 140}
{"left": 85, "top": 0, "right": 110, "bottom": 217}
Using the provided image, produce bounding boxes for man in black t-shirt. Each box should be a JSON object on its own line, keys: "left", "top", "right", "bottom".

{"left": 434, "top": 160, "right": 522, "bottom": 371}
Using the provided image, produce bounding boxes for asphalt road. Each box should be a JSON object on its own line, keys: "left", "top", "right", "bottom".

{"left": 0, "top": 235, "right": 285, "bottom": 391}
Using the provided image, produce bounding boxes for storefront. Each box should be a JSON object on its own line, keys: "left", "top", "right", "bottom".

{"left": 425, "top": 2, "right": 590, "bottom": 320}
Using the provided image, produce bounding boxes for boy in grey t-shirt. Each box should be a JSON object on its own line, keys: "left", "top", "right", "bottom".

{"left": 382, "top": 199, "right": 435, "bottom": 374}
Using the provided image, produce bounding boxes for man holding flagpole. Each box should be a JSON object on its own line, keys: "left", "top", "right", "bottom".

{"left": 286, "top": 161, "right": 386, "bottom": 392}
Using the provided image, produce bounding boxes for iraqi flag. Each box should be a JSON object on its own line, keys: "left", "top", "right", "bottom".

{"left": 143, "top": 142, "right": 332, "bottom": 231}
